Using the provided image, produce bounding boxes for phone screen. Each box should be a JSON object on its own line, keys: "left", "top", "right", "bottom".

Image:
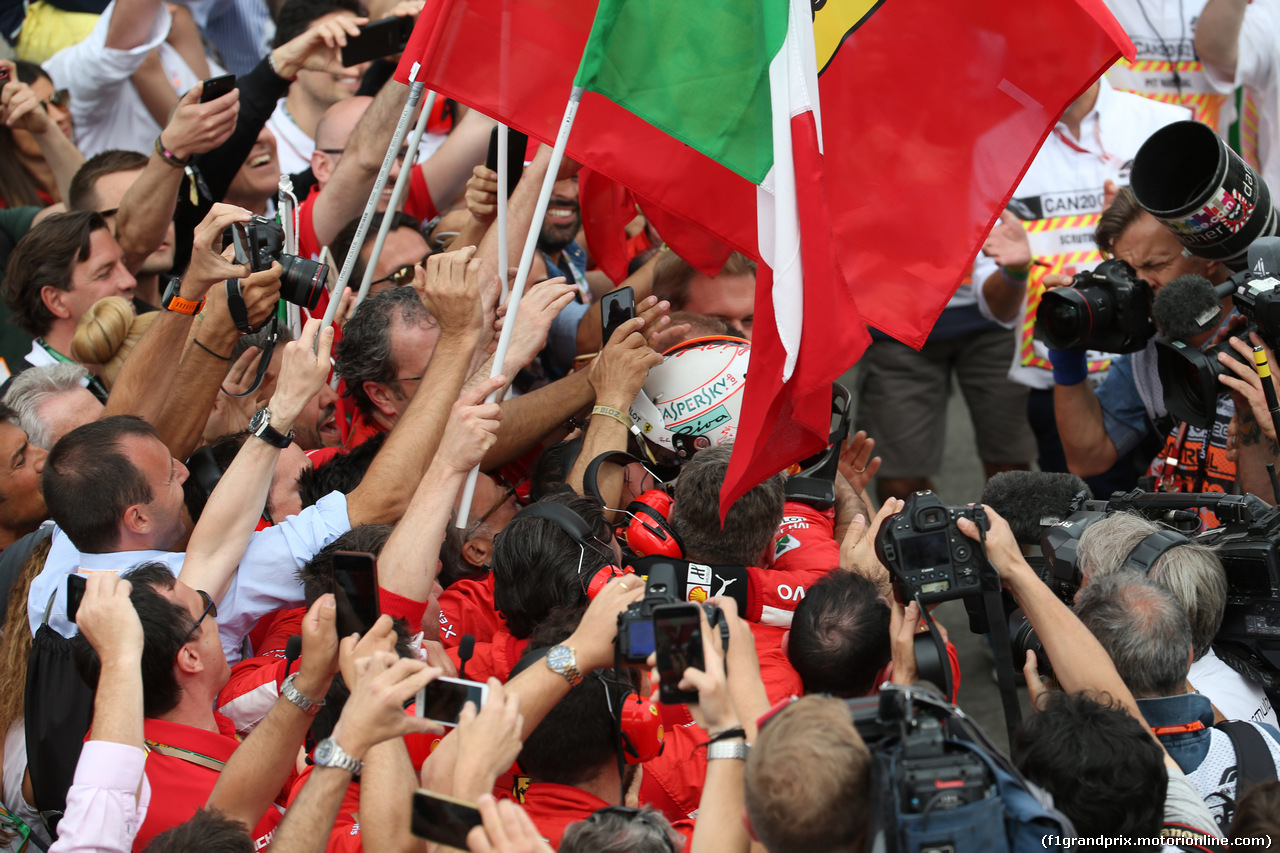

{"left": 66, "top": 574, "right": 87, "bottom": 624}
{"left": 331, "top": 551, "right": 379, "bottom": 636}
{"left": 416, "top": 677, "right": 488, "bottom": 726}
{"left": 601, "top": 286, "right": 636, "bottom": 345}
{"left": 653, "top": 603, "right": 703, "bottom": 704}
{"left": 410, "top": 789, "right": 484, "bottom": 847}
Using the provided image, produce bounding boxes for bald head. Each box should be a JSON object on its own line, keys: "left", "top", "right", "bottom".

{"left": 312, "top": 96, "right": 374, "bottom": 187}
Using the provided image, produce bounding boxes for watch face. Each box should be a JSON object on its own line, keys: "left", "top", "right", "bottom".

{"left": 547, "top": 645, "right": 569, "bottom": 671}
{"left": 314, "top": 738, "right": 334, "bottom": 765}
{"left": 249, "top": 409, "right": 268, "bottom": 433}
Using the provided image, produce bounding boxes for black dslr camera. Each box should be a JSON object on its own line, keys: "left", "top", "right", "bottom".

{"left": 230, "top": 215, "right": 328, "bottom": 315}
{"left": 616, "top": 561, "right": 725, "bottom": 664}
{"left": 874, "top": 491, "right": 989, "bottom": 605}
{"left": 1035, "top": 258, "right": 1156, "bottom": 353}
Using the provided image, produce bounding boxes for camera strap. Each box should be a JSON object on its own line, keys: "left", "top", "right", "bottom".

{"left": 221, "top": 315, "right": 279, "bottom": 400}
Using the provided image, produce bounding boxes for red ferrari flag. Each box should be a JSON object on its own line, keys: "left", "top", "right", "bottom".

{"left": 396, "top": 0, "right": 1133, "bottom": 512}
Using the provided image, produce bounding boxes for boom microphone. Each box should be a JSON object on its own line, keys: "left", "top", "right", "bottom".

{"left": 980, "top": 471, "right": 1092, "bottom": 545}
{"left": 1152, "top": 275, "right": 1226, "bottom": 340}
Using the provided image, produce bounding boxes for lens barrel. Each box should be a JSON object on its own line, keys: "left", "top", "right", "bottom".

{"left": 1131, "top": 121, "right": 1278, "bottom": 271}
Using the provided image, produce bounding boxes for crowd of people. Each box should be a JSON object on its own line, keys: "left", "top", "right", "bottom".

{"left": 1, "top": 0, "right": 1280, "bottom": 850}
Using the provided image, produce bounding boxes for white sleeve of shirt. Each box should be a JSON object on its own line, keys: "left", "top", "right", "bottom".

{"left": 215, "top": 490, "right": 353, "bottom": 662}
{"left": 43, "top": 0, "right": 172, "bottom": 150}
{"left": 1202, "top": 1, "right": 1279, "bottom": 93}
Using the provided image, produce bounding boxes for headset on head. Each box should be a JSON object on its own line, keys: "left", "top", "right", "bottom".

{"left": 1121, "top": 527, "right": 1189, "bottom": 574}
{"left": 507, "top": 500, "right": 635, "bottom": 598}
{"left": 582, "top": 451, "right": 684, "bottom": 560}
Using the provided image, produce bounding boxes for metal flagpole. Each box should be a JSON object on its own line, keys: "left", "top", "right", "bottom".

{"left": 496, "top": 122, "right": 510, "bottom": 304}
{"left": 455, "top": 88, "right": 584, "bottom": 528}
{"left": 319, "top": 65, "right": 426, "bottom": 334}
{"left": 352, "top": 90, "right": 439, "bottom": 310}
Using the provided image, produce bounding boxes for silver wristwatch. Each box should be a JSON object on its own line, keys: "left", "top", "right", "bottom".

{"left": 706, "top": 740, "right": 750, "bottom": 761}
{"left": 280, "top": 673, "right": 324, "bottom": 716}
{"left": 313, "top": 736, "right": 363, "bottom": 775}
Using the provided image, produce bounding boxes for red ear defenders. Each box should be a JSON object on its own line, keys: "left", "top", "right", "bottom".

{"left": 624, "top": 490, "right": 684, "bottom": 559}
{"left": 582, "top": 451, "right": 684, "bottom": 559}
{"left": 618, "top": 689, "right": 664, "bottom": 763}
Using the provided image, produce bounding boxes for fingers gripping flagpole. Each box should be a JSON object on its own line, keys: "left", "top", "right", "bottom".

{"left": 496, "top": 123, "right": 510, "bottom": 304}
{"left": 456, "top": 88, "right": 584, "bottom": 528}
{"left": 354, "top": 89, "right": 439, "bottom": 311}
{"left": 320, "top": 66, "right": 425, "bottom": 335}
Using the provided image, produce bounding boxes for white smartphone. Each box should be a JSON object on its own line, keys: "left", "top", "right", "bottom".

{"left": 415, "top": 676, "right": 489, "bottom": 726}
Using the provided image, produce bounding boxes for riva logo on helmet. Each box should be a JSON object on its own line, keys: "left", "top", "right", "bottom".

{"left": 671, "top": 405, "right": 733, "bottom": 436}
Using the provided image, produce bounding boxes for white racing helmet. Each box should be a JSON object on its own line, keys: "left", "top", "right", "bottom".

{"left": 629, "top": 336, "right": 750, "bottom": 465}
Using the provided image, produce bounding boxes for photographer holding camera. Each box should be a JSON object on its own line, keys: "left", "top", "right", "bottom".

{"left": 950, "top": 507, "right": 1221, "bottom": 841}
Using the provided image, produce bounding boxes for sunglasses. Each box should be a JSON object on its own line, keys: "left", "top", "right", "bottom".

{"left": 371, "top": 252, "right": 432, "bottom": 287}
{"left": 464, "top": 477, "right": 526, "bottom": 540}
{"left": 182, "top": 589, "right": 218, "bottom": 643}
{"left": 40, "top": 89, "right": 70, "bottom": 111}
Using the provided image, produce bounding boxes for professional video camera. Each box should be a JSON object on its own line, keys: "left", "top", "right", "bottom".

{"left": 842, "top": 685, "right": 1075, "bottom": 851}
{"left": 1004, "top": 483, "right": 1280, "bottom": 687}
{"left": 1156, "top": 237, "right": 1280, "bottom": 428}
{"left": 227, "top": 215, "right": 329, "bottom": 328}
{"left": 1035, "top": 258, "right": 1156, "bottom": 353}
{"left": 615, "top": 561, "right": 725, "bottom": 664}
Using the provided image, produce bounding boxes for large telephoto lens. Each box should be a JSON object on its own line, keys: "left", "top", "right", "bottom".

{"left": 1131, "top": 121, "right": 1277, "bottom": 271}
{"left": 1156, "top": 334, "right": 1250, "bottom": 428}
{"left": 1037, "top": 285, "right": 1111, "bottom": 350}
{"left": 279, "top": 255, "right": 328, "bottom": 310}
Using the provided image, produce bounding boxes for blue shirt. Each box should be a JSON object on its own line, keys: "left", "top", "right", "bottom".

{"left": 28, "top": 491, "right": 352, "bottom": 663}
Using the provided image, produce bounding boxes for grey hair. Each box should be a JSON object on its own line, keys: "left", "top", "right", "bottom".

{"left": 334, "top": 286, "right": 435, "bottom": 417}
{"left": 2, "top": 362, "right": 91, "bottom": 449}
{"left": 669, "top": 444, "right": 785, "bottom": 567}
{"left": 1074, "top": 573, "right": 1193, "bottom": 698}
{"left": 1077, "top": 511, "right": 1225, "bottom": 661}
{"left": 559, "top": 807, "right": 682, "bottom": 853}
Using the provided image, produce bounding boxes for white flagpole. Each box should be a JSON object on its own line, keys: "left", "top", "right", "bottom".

{"left": 455, "top": 88, "right": 584, "bottom": 528}
{"left": 320, "top": 66, "right": 425, "bottom": 334}
{"left": 353, "top": 90, "right": 439, "bottom": 311}
{"left": 496, "top": 123, "right": 510, "bottom": 304}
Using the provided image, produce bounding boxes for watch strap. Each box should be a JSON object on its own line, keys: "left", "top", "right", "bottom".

{"left": 280, "top": 673, "right": 324, "bottom": 716}
{"left": 706, "top": 740, "right": 750, "bottom": 761}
